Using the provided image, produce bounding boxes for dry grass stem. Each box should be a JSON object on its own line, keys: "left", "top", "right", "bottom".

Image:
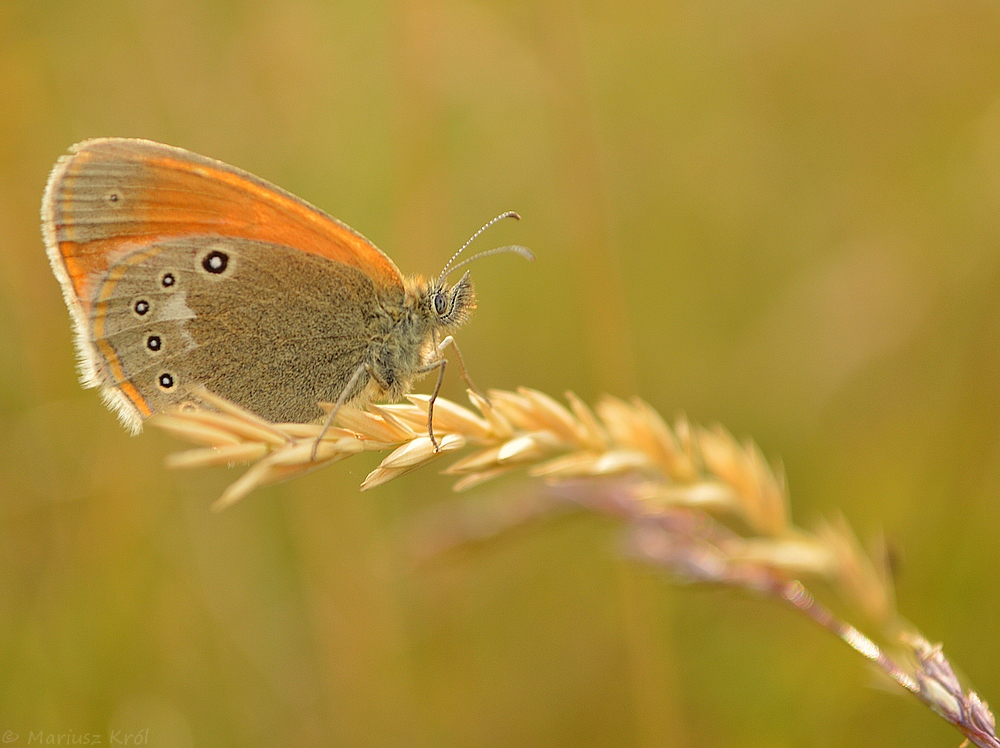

{"left": 151, "top": 386, "right": 997, "bottom": 746}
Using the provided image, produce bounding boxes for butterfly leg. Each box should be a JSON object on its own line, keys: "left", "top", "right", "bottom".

{"left": 312, "top": 361, "right": 370, "bottom": 460}
{"left": 418, "top": 335, "right": 486, "bottom": 452}
{"left": 420, "top": 356, "right": 447, "bottom": 452}
{"left": 433, "top": 335, "right": 488, "bottom": 403}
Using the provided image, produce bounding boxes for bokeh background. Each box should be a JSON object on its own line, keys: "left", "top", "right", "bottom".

{"left": 2, "top": 1, "right": 1000, "bottom": 746}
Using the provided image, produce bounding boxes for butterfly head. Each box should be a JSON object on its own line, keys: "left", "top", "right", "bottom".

{"left": 425, "top": 270, "right": 476, "bottom": 332}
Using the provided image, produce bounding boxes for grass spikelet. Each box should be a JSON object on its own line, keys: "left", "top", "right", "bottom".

{"left": 150, "top": 385, "right": 998, "bottom": 747}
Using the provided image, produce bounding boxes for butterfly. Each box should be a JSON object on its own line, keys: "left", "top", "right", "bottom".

{"left": 42, "top": 138, "right": 531, "bottom": 449}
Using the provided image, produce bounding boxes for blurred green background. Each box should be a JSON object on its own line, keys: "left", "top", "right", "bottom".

{"left": 2, "top": 0, "right": 1000, "bottom": 745}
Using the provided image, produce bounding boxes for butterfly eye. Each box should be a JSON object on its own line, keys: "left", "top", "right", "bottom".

{"left": 433, "top": 291, "right": 448, "bottom": 315}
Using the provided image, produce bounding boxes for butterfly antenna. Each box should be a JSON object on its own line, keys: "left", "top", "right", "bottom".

{"left": 445, "top": 245, "right": 535, "bottom": 277}
{"left": 437, "top": 211, "right": 523, "bottom": 285}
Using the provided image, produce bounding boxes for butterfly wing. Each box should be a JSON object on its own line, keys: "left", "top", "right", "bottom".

{"left": 90, "top": 236, "right": 382, "bottom": 428}
{"left": 42, "top": 138, "right": 401, "bottom": 430}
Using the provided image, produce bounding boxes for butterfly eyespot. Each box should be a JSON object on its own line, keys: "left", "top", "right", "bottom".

{"left": 146, "top": 335, "right": 161, "bottom": 352}
{"left": 161, "top": 273, "right": 176, "bottom": 289}
{"left": 202, "top": 250, "right": 229, "bottom": 274}
{"left": 134, "top": 300, "right": 150, "bottom": 316}
{"left": 433, "top": 292, "right": 447, "bottom": 315}
{"left": 157, "top": 373, "right": 175, "bottom": 390}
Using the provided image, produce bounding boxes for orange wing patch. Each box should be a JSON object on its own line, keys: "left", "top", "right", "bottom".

{"left": 45, "top": 138, "right": 403, "bottom": 307}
